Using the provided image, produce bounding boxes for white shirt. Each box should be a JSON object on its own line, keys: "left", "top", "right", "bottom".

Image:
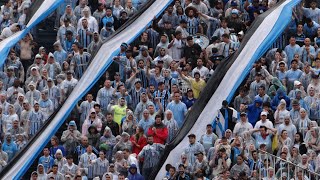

{"left": 77, "top": 16, "right": 99, "bottom": 33}
{"left": 192, "top": 66, "right": 209, "bottom": 79}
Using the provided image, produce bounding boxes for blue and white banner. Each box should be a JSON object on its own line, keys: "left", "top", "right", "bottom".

{"left": 155, "top": 0, "right": 301, "bottom": 178}
{"left": 1, "top": 0, "right": 173, "bottom": 179}
{"left": 0, "top": 0, "right": 63, "bottom": 67}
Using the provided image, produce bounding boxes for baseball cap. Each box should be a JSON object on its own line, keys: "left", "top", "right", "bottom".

{"left": 35, "top": 54, "right": 42, "bottom": 59}
{"left": 261, "top": 111, "right": 268, "bottom": 116}
{"left": 294, "top": 80, "right": 301, "bottom": 86}
{"left": 194, "top": 151, "right": 204, "bottom": 156}
{"left": 240, "top": 112, "right": 247, "bottom": 116}
{"left": 231, "top": 9, "right": 239, "bottom": 15}
{"left": 69, "top": 121, "right": 76, "bottom": 126}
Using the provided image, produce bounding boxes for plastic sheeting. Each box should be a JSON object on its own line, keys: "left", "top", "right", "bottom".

{"left": 154, "top": 0, "right": 301, "bottom": 178}
{"left": 0, "top": 0, "right": 63, "bottom": 67}
{"left": 0, "top": 0, "right": 173, "bottom": 179}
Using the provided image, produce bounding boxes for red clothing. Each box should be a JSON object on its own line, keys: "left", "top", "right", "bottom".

{"left": 147, "top": 126, "right": 168, "bottom": 144}
{"left": 130, "top": 134, "right": 147, "bottom": 155}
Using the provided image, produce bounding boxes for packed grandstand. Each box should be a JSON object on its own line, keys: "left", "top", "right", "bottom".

{"left": 0, "top": 0, "right": 319, "bottom": 179}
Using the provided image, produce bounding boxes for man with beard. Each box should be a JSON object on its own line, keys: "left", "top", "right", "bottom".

{"left": 138, "top": 135, "right": 165, "bottom": 179}
{"left": 248, "top": 59, "right": 271, "bottom": 84}
{"left": 87, "top": 32, "right": 103, "bottom": 56}
{"left": 116, "top": 11, "right": 128, "bottom": 30}
{"left": 7, "top": 78, "right": 24, "bottom": 104}
{"left": 147, "top": 115, "right": 168, "bottom": 144}
{"left": 5, "top": 51, "right": 24, "bottom": 82}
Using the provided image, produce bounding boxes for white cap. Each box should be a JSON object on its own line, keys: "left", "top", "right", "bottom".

{"left": 35, "top": 54, "right": 42, "bottom": 59}
{"left": 294, "top": 80, "right": 301, "bottom": 86}
{"left": 261, "top": 111, "right": 268, "bottom": 116}
{"left": 48, "top": 52, "right": 54, "bottom": 58}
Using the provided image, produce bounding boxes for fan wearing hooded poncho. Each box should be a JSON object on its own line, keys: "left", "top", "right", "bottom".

{"left": 43, "top": 53, "right": 62, "bottom": 80}
{"left": 246, "top": 97, "right": 263, "bottom": 126}
{"left": 138, "top": 109, "right": 155, "bottom": 134}
{"left": 113, "top": 132, "right": 133, "bottom": 154}
{"left": 25, "top": 82, "right": 40, "bottom": 106}
{"left": 274, "top": 99, "right": 290, "bottom": 128}
{"left": 3, "top": 104, "right": 18, "bottom": 133}
{"left": 304, "top": 86, "right": 320, "bottom": 121}
{"left": 122, "top": 110, "right": 137, "bottom": 135}
{"left": 154, "top": 34, "right": 170, "bottom": 57}
{"left": 13, "top": 92, "right": 25, "bottom": 117}
{"left": 77, "top": 6, "right": 99, "bottom": 33}
{"left": 60, "top": 4, "right": 77, "bottom": 28}
{"left": 61, "top": 121, "right": 82, "bottom": 155}
{"left": 87, "top": 125, "right": 101, "bottom": 148}
{"left": 127, "top": 164, "right": 144, "bottom": 180}
{"left": 26, "top": 54, "right": 45, "bottom": 77}
{"left": 100, "top": 126, "right": 117, "bottom": 162}
{"left": 82, "top": 108, "right": 102, "bottom": 136}
{"left": 25, "top": 67, "right": 41, "bottom": 90}
{"left": 20, "top": 100, "right": 32, "bottom": 128}
{"left": 267, "top": 77, "right": 287, "bottom": 100}
{"left": 53, "top": 41, "right": 68, "bottom": 67}
{"left": 163, "top": 109, "right": 179, "bottom": 143}
{"left": 37, "top": 164, "right": 47, "bottom": 180}
{"left": 271, "top": 88, "right": 291, "bottom": 111}
{"left": 278, "top": 116, "right": 297, "bottom": 141}
{"left": 44, "top": 78, "right": 61, "bottom": 110}
{"left": 54, "top": 149, "right": 67, "bottom": 173}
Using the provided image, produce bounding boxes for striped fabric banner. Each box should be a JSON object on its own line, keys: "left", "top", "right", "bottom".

{"left": 0, "top": 0, "right": 63, "bottom": 67}
{"left": 0, "top": 0, "right": 173, "bottom": 179}
{"left": 155, "top": 0, "right": 302, "bottom": 178}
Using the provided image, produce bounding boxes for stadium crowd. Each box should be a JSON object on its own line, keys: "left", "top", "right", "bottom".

{"left": 0, "top": 0, "right": 319, "bottom": 180}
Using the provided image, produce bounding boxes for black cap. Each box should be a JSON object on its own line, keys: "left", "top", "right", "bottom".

{"left": 186, "top": 36, "right": 193, "bottom": 41}
{"left": 188, "top": 134, "right": 196, "bottom": 138}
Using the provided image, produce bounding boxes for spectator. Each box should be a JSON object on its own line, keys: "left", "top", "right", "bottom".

{"left": 61, "top": 121, "right": 82, "bottom": 155}
{"left": 38, "top": 147, "right": 54, "bottom": 173}
{"left": 147, "top": 114, "right": 168, "bottom": 144}
{"left": 138, "top": 135, "right": 165, "bottom": 179}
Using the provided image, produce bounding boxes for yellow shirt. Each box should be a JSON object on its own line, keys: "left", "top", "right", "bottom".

{"left": 187, "top": 77, "right": 206, "bottom": 98}
{"left": 112, "top": 105, "right": 127, "bottom": 125}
